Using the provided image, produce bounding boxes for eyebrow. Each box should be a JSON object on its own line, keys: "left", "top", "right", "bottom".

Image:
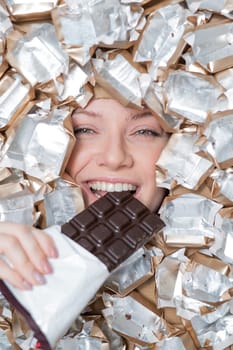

{"left": 73, "top": 109, "right": 154, "bottom": 119}
{"left": 130, "top": 109, "right": 154, "bottom": 120}
{"left": 73, "top": 110, "right": 101, "bottom": 118}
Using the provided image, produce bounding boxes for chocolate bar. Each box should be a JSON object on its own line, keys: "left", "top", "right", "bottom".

{"left": 61, "top": 191, "right": 164, "bottom": 271}
{"left": 0, "top": 192, "right": 164, "bottom": 350}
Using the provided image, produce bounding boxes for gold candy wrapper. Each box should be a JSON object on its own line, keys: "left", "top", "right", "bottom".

{"left": 2, "top": 0, "right": 233, "bottom": 349}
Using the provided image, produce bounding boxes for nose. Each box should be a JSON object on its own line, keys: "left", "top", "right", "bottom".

{"left": 96, "top": 135, "right": 134, "bottom": 170}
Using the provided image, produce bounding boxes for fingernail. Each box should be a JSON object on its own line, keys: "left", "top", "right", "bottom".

{"left": 33, "top": 271, "right": 46, "bottom": 285}
{"left": 42, "top": 260, "right": 52, "bottom": 274}
{"left": 49, "top": 247, "right": 58, "bottom": 259}
{"left": 22, "top": 280, "right": 32, "bottom": 290}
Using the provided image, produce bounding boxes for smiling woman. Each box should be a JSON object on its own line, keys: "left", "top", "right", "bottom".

{"left": 67, "top": 98, "right": 168, "bottom": 211}
{"left": 0, "top": 97, "right": 168, "bottom": 293}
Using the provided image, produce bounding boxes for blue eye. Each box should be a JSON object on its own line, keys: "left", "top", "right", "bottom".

{"left": 136, "top": 129, "right": 161, "bottom": 137}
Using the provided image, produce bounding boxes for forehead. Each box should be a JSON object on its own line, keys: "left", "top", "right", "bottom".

{"left": 73, "top": 98, "right": 156, "bottom": 121}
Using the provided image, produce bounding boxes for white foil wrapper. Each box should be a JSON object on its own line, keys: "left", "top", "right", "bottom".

{"left": 156, "top": 133, "right": 213, "bottom": 190}
{"left": 198, "top": 112, "right": 233, "bottom": 167}
{"left": 92, "top": 52, "right": 143, "bottom": 107}
{"left": 104, "top": 247, "right": 163, "bottom": 295}
{"left": 134, "top": 3, "right": 190, "bottom": 79}
{"left": 159, "top": 193, "right": 222, "bottom": 247}
{"left": 102, "top": 293, "right": 166, "bottom": 344}
{"left": 164, "top": 70, "right": 226, "bottom": 123}
{"left": 0, "top": 225, "right": 110, "bottom": 350}
{"left": 0, "top": 72, "right": 31, "bottom": 129}
{"left": 52, "top": 1, "right": 142, "bottom": 66}
{"left": 0, "top": 104, "right": 73, "bottom": 182}
{"left": 183, "top": 22, "right": 233, "bottom": 73}
{"left": 44, "top": 179, "right": 84, "bottom": 226}
{"left": 6, "top": 23, "right": 69, "bottom": 86}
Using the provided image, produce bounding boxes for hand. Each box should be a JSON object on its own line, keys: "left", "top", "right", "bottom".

{"left": 0, "top": 222, "right": 58, "bottom": 290}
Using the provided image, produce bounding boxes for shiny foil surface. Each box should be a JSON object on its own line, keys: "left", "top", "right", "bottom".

{"left": 1, "top": 0, "right": 233, "bottom": 349}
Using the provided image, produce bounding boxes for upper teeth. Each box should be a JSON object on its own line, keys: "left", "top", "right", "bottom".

{"left": 89, "top": 182, "right": 136, "bottom": 192}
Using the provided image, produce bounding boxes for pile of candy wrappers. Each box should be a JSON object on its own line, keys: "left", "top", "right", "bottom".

{"left": 1, "top": 0, "right": 233, "bottom": 349}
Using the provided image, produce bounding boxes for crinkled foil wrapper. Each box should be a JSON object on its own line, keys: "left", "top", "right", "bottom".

{"left": 2, "top": 0, "right": 233, "bottom": 349}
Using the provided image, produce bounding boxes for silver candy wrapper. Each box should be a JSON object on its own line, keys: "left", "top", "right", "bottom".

{"left": 198, "top": 112, "right": 233, "bottom": 167}
{"left": 0, "top": 102, "right": 73, "bottom": 182}
{"left": 134, "top": 3, "right": 191, "bottom": 79}
{"left": 155, "top": 336, "right": 190, "bottom": 350}
{"left": 4, "top": 0, "right": 59, "bottom": 20}
{"left": 0, "top": 189, "right": 35, "bottom": 224}
{"left": 2, "top": 0, "right": 233, "bottom": 349}
{"left": 0, "top": 72, "right": 31, "bottom": 129}
{"left": 183, "top": 21, "right": 233, "bottom": 73}
{"left": 102, "top": 293, "right": 167, "bottom": 344}
{"left": 191, "top": 299, "right": 233, "bottom": 350}
{"left": 159, "top": 193, "right": 222, "bottom": 247}
{"left": 181, "top": 262, "right": 233, "bottom": 303}
{"left": 104, "top": 246, "right": 163, "bottom": 295}
{"left": 93, "top": 52, "right": 143, "bottom": 107}
{"left": 43, "top": 179, "right": 84, "bottom": 226}
{"left": 186, "top": 0, "right": 233, "bottom": 19}
{"left": 156, "top": 133, "right": 213, "bottom": 190}
{"left": 6, "top": 23, "right": 69, "bottom": 87}
{"left": 52, "top": 1, "right": 143, "bottom": 66}
{"left": 156, "top": 249, "right": 189, "bottom": 308}
{"left": 216, "top": 68, "right": 233, "bottom": 110}
{"left": 210, "top": 213, "right": 233, "bottom": 265}
{"left": 0, "top": 329, "right": 13, "bottom": 350}
{"left": 211, "top": 168, "right": 233, "bottom": 201}
{"left": 164, "top": 70, "right": 226, "bottom": 123}
{"left": 55, "top": 61, "right": 93, "bottom": 107}
{"left": 143, "top": 81, "right": 183, "bottom": 132}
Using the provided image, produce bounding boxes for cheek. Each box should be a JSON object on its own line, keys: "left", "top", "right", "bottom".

{"left": 66, "top": 143, "right": 85, "bottom": 178}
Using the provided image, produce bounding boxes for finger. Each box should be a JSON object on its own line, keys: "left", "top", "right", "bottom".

{"left": 0, "top": 222, "right": 58, "bottom": 259}
{"left": 0, "top": 234, "right": 47, "bottom": 286}
{"left": 31, "top": 227, "right": 58, "bottom": 259}
{"left": 0, "top": 223, "right": 57, "bottom": 275}
{"left": 0, "top": 259, "right": 32, "bottom": 290}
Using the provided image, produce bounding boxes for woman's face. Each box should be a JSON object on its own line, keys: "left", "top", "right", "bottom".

{"left": 66, "top": 98, "right": 168, "bottom": 211}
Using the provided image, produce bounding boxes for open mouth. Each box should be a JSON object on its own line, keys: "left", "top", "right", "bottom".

{"left": 88, "top": 182, "right": 137, "bottom": 198}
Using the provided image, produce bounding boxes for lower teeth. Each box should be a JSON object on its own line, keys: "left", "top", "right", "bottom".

{"left": 90, "top": 188, "right": 136, "bottom": 196}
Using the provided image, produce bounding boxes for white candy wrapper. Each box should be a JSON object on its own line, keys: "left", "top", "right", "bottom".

{"left": 0, "top": 225, "right": 110, "bottom": 350}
